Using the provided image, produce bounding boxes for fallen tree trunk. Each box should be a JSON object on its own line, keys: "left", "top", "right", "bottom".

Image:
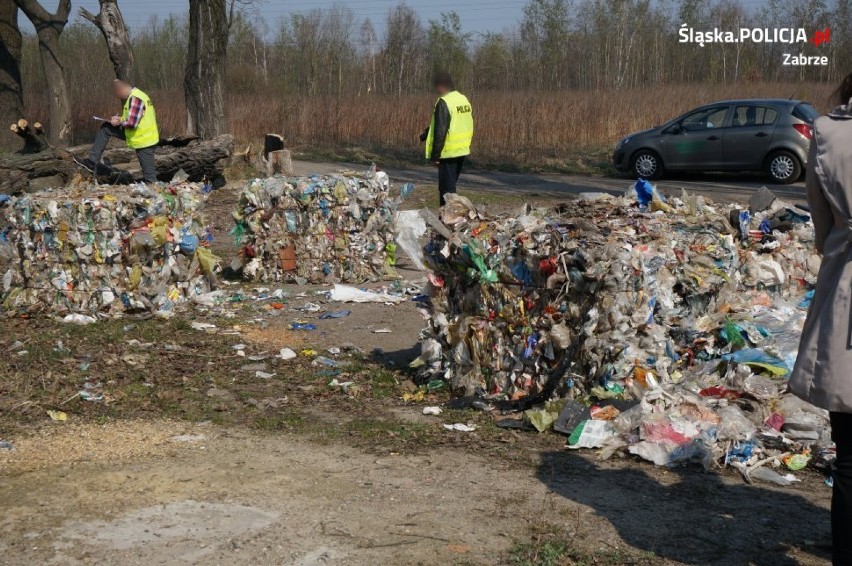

{"left": 0, "top": 134, "right": 234, "bottom": 194}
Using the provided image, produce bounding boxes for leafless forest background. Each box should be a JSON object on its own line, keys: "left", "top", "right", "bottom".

{"left": 17, "top": 0, "right": 850, "bottom": 168}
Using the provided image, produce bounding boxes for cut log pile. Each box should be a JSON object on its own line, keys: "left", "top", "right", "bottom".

{"left": 10, "top": 119, "right": 50, "bottom": 153}
{"left": 1, "top": 119, "right": 234, "bottom": 194}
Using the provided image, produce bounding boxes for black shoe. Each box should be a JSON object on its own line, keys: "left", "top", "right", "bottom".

{"left": 73, "top": 156, "right": 99, "bottom": 172}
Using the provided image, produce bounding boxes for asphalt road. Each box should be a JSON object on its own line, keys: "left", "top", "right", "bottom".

{"left": 292, "top": 160, "right": 808, "bottom": 205}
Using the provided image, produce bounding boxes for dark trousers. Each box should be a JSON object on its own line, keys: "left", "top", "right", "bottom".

{"left": 832, "top": 412, "right": 852, "bottom": 565}
{"left": 88, "top": 123, "right": 158, "bottom": 183}
{"left": 438, "top": 156, "right": 465, "bottom": 207}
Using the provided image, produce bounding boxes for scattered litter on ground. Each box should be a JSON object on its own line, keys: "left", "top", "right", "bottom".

{"left": 443, "top": 423, "right": 477, "bottom": 432}
{"left": 319, "top": 310, "right": 351, "bottom": 319}
{"left": 62, "top": 314, "right": 97, "bottom": 325}
{"left": 278, "top": 348, "right": 297, "bottom": 361}
{"left": 422, "top": 406, "right": 443, "bottom": 416}
{"left": 169, "top": 434, "right": 208, "bottom": 443}
{"left": 46, "top": 410, "right": 68, "bottom": 422}
{"left": 328, "top": 284, "right": 404, "bottom": 304}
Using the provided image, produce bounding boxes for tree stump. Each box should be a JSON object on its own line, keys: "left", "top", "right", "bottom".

{"left": 261, "top": 134, "right": 293, "bottom": 176}
{"left": 10, "top": 118, "right": 50, "bottom": 153}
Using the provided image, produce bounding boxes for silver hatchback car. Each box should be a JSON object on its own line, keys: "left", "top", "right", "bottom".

{"left": 613, "top": 99, "right": 819, "bottom": 184}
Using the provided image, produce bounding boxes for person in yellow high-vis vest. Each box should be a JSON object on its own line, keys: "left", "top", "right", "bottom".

{"left": 75, "top": 80, "right": 160, "bottom": 183}
{"left": 420, "top": 71, "right": 473, "bottom": 206}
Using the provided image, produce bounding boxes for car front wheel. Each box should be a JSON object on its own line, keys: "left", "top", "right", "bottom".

{"left": 766, "top": 151, "right": 802, "bottom": 185}
{"left": 631, "top": 150, "right": 663, "bottom": 180}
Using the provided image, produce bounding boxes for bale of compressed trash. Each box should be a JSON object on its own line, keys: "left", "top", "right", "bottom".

{"left": 231, "top": 170, "right": 398, "bottom": 284}
{"left": 0, "top": 183, "right": 219, "bottom": 318}
{"left": 416, "top": 188, "right": 830, "bottom": 470}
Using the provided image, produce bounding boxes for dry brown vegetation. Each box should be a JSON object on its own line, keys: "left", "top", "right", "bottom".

{"left": 34, "top": 81, "right": 835, "bottom": 171}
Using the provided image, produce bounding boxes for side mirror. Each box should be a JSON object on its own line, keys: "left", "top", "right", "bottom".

{"left": 668, "top": 124, "right": 683, "bottom": 135}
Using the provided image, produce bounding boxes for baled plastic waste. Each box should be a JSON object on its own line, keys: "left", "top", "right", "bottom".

{"left": 415, "top": 189, "right": 830, "bottom": 474}
{"left": 0, "top": 182, "right": 219, "bottom": 318}
{"left": 231, "top": 170, "right": 399, "bottom": 285}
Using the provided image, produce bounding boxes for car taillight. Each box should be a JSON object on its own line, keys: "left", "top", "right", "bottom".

{"left": 793, "top": 123, "right": 813, "bottom": 140}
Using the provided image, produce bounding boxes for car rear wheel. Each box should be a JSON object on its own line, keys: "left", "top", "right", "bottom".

{"left": 631, "top": 150, "right": 663, "bottom": 180}
{"left": 766, "top": 151, "right": 802, "bottom": 185}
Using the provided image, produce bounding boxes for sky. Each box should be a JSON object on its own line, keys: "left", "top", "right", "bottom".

{"left": 21, "top": 0, "right": 528, "bottom": 35}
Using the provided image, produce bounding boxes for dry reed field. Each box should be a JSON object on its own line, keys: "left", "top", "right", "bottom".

{"left": 32, "top": 81, "right": 836, "bottom": 170}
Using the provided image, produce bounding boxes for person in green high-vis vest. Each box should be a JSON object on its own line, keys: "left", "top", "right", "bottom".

{"left": 75, "top": 80, "right": 160, "bottom": 183}
{"left": 420, "top": 71, "right": 474, "bottom": 206}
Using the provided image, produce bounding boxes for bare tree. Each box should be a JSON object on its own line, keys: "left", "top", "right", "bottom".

{"left": 383, "top": 4, "right": 424, "bottom": 95}
{"left": 80, "top": 0, "right": 135, "bottom": 82}
{"left": 0, "top": 0, "right": 23, "bottom": 150}
{"left": 15, "top": 0, "right": 72, "bottom": 147}
{"left": 185, "top": 0, "right": 229, "bottom": 138}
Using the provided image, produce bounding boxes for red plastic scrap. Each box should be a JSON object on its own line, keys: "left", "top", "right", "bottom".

{"left": 699, "top": 386, "right": 742, "bottom": 400}
{"left": 539, "top": 257, "right": 558, "bottom": 276}
{"left": 765, "top": 412, "right": 785, "bottom": 431}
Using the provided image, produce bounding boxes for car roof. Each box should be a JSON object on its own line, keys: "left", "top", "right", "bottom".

{"left": 701, "top": 99, "right": 804, "bottom": 107}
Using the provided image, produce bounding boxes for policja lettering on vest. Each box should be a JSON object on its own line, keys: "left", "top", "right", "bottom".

{"left": 424, "top": 90, "right": 474, "bottom": 160}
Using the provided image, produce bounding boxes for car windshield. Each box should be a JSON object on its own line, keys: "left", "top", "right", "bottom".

{"left": 792, "top": 103, "right": 819, "bottom": 123}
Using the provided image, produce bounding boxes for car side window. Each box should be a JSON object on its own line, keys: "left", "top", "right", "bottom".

{"left": 681, "top": 107, "right": 729, "bottom": 131}
{"left": 732, "top": 106, "right": 778, "bottom": 127}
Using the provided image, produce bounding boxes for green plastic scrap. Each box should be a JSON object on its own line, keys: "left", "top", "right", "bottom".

{"left": 567, "top": 420, "right": 588, "bottom": 446}
{"left": 524, "top": 400, "right": 565, "bottom": 433}
{"left": 464, "top": 243, "right": 498, "bottom": 284}
{"left": 723, "top": 318, "right": 746, "bottom": 347}
{"left": 229, "top": 221, "right": 247, "bottom": 247}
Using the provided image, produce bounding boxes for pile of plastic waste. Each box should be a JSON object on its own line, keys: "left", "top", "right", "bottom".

{"left": 416, "top": 184, "right": 831, "bottom": 475}
{"left": 0, "top": 183, "right": 219, "bottom": 318}
{"left": 231, "top": 170, "right": 400, "bottom": 284}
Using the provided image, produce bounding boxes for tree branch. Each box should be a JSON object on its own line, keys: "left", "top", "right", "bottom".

{"left": 13, "top": 0, "right": 50, "bottom": 24}
{"left": 14, "top": 0, "right": 70, "bottom": 24}
{"left": 79, "top": 6, "right": 97, "bottom": 24}
{"left": 56, "top": 0, "right": 70, "bottom": 22}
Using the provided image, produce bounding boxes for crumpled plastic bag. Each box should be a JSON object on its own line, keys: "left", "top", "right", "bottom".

{"left": 329, "top": 284, "right": 403, "bottom": 304}
{"left": 395, "top": 210, "right": 427, "bottom": 270}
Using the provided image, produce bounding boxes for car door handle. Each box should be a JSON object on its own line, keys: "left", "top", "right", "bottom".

{"left": 707, "top": 135, "right": 720, "bottom": 141}
{"left": 755, "top": 132, "right": 768, "bottom": 137}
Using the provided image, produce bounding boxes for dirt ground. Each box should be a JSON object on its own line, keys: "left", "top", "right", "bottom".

{"left": 0, "top": 418, "right": 834, "bottom": 566}
{"left": 0, "top": 175, "right": 833, "bottom": 565}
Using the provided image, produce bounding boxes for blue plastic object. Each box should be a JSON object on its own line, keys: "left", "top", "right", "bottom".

{"left": 635, "top": 179, "right": 654, "bottom": 207}
{"left": 179, "top": 233, "right": 200, "bottom": 255}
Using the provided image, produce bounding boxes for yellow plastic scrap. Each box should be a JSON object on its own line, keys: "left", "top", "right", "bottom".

{"left": 195, "top": 247, "right": 219, "bottom": 276}
{"left": 128, "top": 265, "right": 142, "bottom": 290}
{"left": 47, "top": 410, "right": 67, "bottom": 422}
{"left": 150, "top": 216, "right": 169, "bottom": 246}
{"left": 167, "top": 286, "right": 180, "bottom": 303}
{"left": 402, "top": 389, "right": 426, "bottom": 403}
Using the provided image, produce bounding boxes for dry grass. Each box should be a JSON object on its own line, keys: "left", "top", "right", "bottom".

{"left": 26, "top": 81, "right": 835, "bottom": 170}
